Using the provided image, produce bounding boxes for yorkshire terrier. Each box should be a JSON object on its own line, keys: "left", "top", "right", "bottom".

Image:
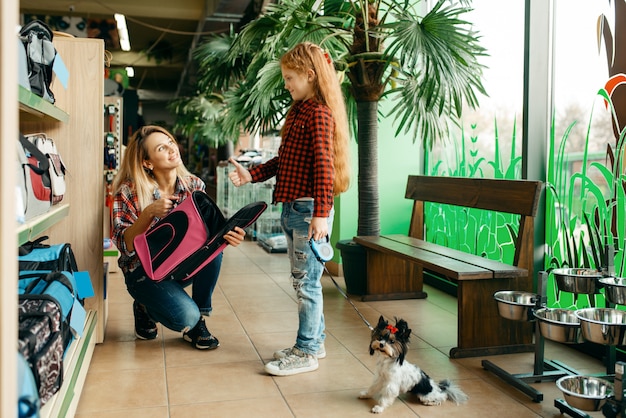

{"left": 359, "top": 316, "right": 468, "bottom": 413}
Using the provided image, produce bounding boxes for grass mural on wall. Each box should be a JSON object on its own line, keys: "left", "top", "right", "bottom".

{"left": 546, "top": 93, "right": 626, "bottom": 310}
{"left": 424, "top": 119, "right": 523, "bottom": 270}
{"left": 425, "top": 91, "right": 625, "bottom": 312}
{"left": 425, "top": 90, "right": 626, "bottom": 308}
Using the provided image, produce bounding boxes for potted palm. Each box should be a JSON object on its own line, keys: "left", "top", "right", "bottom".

{"left": 187, "top": 0, "right": 487, "bottom": 293}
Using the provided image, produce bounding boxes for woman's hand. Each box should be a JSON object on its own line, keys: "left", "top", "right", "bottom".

{"left": 228, "top": 157, "right": 252, "bottom": 187}
{"left": 224, "top": 226, "right": 246, "bottom": 247}
{"left": 148, "top": 196, "right": 179, "bottom": 219}
{"left": 309, "top": 217, "right": 328, "bottom": 241}
{"left": 123, "top": 195, "right": 179, "bottom": 251}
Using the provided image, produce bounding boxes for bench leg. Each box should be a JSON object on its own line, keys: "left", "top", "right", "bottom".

{"left": 449, "top": 277, "right": 534, "bottom": 359}
{"left": 361, "top": 251, "right": 427, "bottom": 301}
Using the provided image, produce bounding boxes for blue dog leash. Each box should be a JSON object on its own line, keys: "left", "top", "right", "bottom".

{"left": 310, "top": 239, "right": 374, "bottom": 331}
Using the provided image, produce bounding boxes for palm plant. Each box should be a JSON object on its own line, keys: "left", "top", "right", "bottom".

{"left": 168, "top": 93, "right": 230, "bottom": 148}
{"left": 191, "top": 0, "right": 487, "bottom": 236}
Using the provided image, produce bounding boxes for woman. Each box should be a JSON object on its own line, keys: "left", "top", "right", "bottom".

{"left": 111, "top": 125, "right": 245, "bottom": 350}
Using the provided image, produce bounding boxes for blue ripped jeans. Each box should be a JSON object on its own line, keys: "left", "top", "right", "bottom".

{"left": 281, "top": 200, "right": 334, "bottom": 356}
{"left": 125, "top": 253, "right": 222, "bottom": 331}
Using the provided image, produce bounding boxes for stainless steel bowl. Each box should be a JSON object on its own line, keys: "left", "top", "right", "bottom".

{"left": 575, "top": 308, "right": 626, "bottom": 345}
{"left": 534, "top": 308, "right": 583, "bottom": 344}
{"left": 553, "top": 268, "right": 603, "bottom": 294}
{"left": 556, "top": 375, "right": 613, "bottom": 411}
{"left": 493, "top": 290, "right": 537, "bottom": 321}
{"left": 599, "top": 277, "right": 626, "bottom": 305}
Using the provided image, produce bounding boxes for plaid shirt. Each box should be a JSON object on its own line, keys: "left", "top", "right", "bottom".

{"left": 249, "top": 99, "right": 335, "bottom": 217}
{"left": 111, "top": 175, "right": 205, "bottom": 274}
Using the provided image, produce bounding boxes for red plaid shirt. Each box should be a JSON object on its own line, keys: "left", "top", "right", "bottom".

{"left": 111, "top": 175, "right": 205, "bottom": 274}
{"left": 249, "top": 99, "right": 335, "bottom": 217}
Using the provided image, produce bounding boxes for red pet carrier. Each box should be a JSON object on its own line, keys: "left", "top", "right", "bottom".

{"left": 134, "top": 191, "right": 266, "bottom": 282}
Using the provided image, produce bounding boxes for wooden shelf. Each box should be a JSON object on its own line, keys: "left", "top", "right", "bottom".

{"left": 39, "top": 310, "right": 97, "bottom": 418}
{"left": 18, "top": 85, "right": 69, "bottom": 123}
{"left": 10, "top": 35, "right": 104, "bottom": 418}
{"left": 17, "top": 203, "right": 70, "bottom": 246}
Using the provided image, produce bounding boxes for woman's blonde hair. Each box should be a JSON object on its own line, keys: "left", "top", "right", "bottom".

{"left": 280, "top": 42, "right": 350, "bottom": 195}
{"left": 113, "top": 125, "right": 193, "bottom": 210}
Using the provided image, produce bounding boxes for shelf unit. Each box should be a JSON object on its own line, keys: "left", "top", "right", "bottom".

{"left": 18, "top": 85, "right": 69, "bottom": 122}
{"left": 17, "top": 203, "right": 70, "bottom": 245}
{"left": 14, "top": 34, "right": 105, "bottom": 417}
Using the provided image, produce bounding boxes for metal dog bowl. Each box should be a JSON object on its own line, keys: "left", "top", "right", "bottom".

{"left": 556, "top": 375, "right": 613, "bottom": 411}
{"left": 493, "top": 290, "right": 537, "bottom": 321}
{"left": 553, "top": 268, "right": 603, "bottom": 294}
{"left": 575, "top": 308, "right": 626, "bottom": 345}
{"left": 533, "top": 308, "right": 583, "bottom": 344}
{"left": 599, "top": 277, "right": 626, "bottom": 305}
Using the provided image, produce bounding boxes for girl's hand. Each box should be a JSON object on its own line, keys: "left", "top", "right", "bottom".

{"left": 228, "top": 157, "right": 253, "bottom": 187}
{"left": 309, "top": 217, "right": 328, "bottom": 241}
{"left": 224, "top": 226, "right": 246, "bottom": 247}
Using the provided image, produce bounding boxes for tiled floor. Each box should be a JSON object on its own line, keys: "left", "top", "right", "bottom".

{"left": 76, "top": 240, "right": 610, "bottom": 417}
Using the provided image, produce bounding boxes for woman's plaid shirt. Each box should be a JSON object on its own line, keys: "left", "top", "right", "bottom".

{"left": 249, "top": 99, "right": 335, "bottom": 218}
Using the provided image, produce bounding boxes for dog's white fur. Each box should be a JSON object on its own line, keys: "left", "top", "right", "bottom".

{"left": 359, "top": 316, "right": 468, "bottom": 413}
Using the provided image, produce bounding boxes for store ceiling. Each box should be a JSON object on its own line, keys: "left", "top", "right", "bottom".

{"left": 20, "top": 0, "right": 267, "bottom": 101}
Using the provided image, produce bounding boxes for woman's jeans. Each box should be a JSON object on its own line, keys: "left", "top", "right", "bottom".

{"left": 125, "top": 253, "right": 223, "bottom": 331}
{"left": 281, "top": 200, "right": 334, "bottom": 356}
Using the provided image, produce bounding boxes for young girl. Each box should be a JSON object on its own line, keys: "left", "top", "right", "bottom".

{"left": 229, "top": 42, "right": 350, "bottom": 375}
{"left": 111, "top": 125, "right": 246, "bottom": 350}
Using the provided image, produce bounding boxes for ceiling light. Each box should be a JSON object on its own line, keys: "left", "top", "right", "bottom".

{"left": 125, "top": 67, "right": 135, "bottom": 77}
{"left": 114, "top": 13, "right": 131, "bottom": 51}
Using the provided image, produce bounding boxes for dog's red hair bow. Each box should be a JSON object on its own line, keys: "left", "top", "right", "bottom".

{"left": 386, "top": 325, "right": 398, "bottom": 334}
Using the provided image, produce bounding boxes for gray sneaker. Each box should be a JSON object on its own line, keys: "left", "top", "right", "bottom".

{"left": 265, "top": 347, "right": 319, "bottom": 376}
{"left": 273, "top": 344, "right": 326, "bottom": 360}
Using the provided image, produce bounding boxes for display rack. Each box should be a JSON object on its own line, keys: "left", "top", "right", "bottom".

{"left": 216, "top": 162, "right": 286, "bottom": 251}
{"left": 16, "top": 35, "right": 105, "bottom": 417}
{"left": 103, "top": 97, "right": 122, "bottom": 180}
{"left": 254, "top": 180, "right": 286, "bottom": 253}
{"left": 103, "top": 96, "right": 123, "bottom": 244}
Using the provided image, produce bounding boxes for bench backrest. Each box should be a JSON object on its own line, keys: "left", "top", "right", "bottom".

{"left": 405, "top": 175, "right": 543, "bottom": 276}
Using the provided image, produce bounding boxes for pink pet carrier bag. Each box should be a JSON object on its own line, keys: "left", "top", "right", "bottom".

{"left": 134, "top": 191, "right": 266, "bottom": 282}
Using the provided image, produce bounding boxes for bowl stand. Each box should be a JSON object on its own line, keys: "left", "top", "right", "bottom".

{"left": 554, "top": 276, "right": 623, "bottom": 418}
{"left": 482, "top": 272, "right": 584, "bottom": 403}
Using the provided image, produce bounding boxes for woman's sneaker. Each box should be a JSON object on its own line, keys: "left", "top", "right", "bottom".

{"left": 265, "top": 347, "right": 319, "bottom": 376}
{"left": 183, "top": 317, "right": 219, "bottom": 350}
{"left": 273, "top": 344, "right": 326, "bottom": 360}
{"left": 133, "top": 301, "right": 158, "bottom": 340}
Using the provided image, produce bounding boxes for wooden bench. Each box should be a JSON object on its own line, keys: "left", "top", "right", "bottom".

{"left": 353, "top": 175, "right": 543, "bottom": 359}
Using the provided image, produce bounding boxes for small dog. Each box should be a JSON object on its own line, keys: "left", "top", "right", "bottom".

{"left": 359, "top": 316, "right": 468, "bottom": 413}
